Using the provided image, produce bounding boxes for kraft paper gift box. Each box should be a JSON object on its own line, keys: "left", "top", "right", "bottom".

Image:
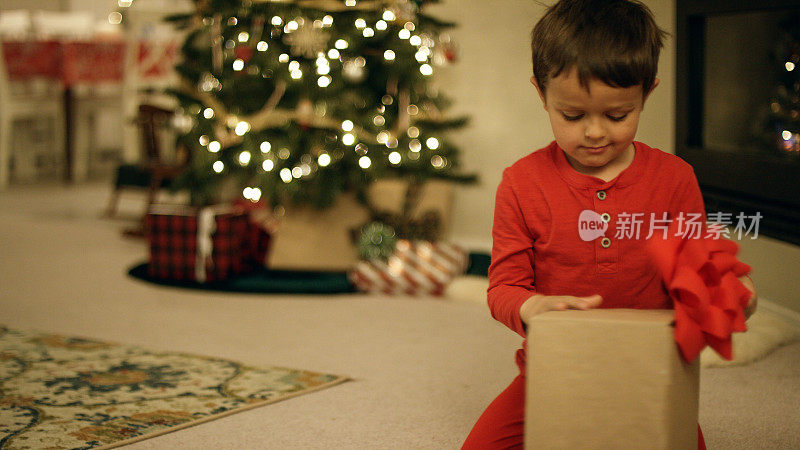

{"left": 525, "top": 309, "right": 699, "bottom": 449}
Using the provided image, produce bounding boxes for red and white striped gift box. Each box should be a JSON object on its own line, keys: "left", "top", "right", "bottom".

{"left": 349, "top": 240, "right": 469, "bottom": 296}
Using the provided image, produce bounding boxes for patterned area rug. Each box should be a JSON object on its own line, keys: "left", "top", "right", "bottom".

{"left": 0, "top": 326, "right": 348, "bottom": 449}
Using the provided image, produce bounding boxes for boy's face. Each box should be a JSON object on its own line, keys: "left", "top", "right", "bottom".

{"left": 532, "top": 69, "right": 657, "bottom": 178}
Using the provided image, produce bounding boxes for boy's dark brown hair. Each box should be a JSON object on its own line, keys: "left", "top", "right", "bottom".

{"left": 531, "top": 0, "right": 666, "bottom": 94}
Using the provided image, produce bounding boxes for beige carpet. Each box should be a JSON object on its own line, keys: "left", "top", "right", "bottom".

{"left": 447, "top": 275, "right": 800, "bottom": 368}
{"left": 700, "top": 308, "right": 800, "bottom": 368}
{"left": 1, "top": 183, "right": 799, "bottom": 449}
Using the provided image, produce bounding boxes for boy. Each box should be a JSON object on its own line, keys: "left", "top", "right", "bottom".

{"left": 462, "top": 0, "right": 757, "bottom": 448}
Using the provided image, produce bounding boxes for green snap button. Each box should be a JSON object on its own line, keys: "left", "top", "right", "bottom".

{"left": 597, "top": 190, "right": 607, "bottom": 200}
{"left": 601, "top": 213, "right": 611, "bottom": 223}
{"left": 601, "top": 237, "right": 611, "bottom": 248}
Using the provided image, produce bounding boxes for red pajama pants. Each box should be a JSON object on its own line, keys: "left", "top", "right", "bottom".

{"left": 462, "top": 374, "right": 706, "bottom": 449}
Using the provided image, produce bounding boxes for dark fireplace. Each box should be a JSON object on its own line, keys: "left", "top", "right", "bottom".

{"left": 676, "top": 0, "right": 800, "bottom": 245}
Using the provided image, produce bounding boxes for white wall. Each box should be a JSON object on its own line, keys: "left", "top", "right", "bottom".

{"left": 428, "top": 1, "right": 547, "bottom": 251}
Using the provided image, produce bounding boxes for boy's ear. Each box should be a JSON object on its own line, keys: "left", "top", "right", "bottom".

{"left": 530, "top": 76, "right": 547, "bottom": 106}
{"left": 644, "top": 78, "right": 660, "bottom": 102}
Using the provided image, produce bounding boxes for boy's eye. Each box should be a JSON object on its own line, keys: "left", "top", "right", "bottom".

{"left": 607, "top": 114, "right": 628, "bottom": 122}
{"left": 562, "top": 113, "right": 583, "bottom": 121}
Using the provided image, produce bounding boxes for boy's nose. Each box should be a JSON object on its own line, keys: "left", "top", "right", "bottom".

{"left": 584, "top": 121, "right": 606, "bottom": 140}
{"left": 584, "top": 119, "right": 605, "bottom": 141}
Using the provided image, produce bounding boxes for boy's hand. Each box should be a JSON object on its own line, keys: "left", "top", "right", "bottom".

{"left": 740, "top": 276, "right": 758, "bottom": 319}
{"left": 520, "top": 294, "right": 603, "bottom": 324}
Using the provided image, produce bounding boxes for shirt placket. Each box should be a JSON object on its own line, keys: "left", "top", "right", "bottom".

{"left": 594, "top": 188, "right": 618, "bottom": 274}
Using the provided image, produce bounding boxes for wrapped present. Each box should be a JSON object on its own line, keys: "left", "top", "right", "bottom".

{"left": 145, "top": 204, "right": 271, "bottom": 282}
{"left": 349, "top": 240, "right": 468, "bottom": 295}
{"left": 233, "top": 200, "right": 274, "bottom": 270}
{"left": 525, "top": 309, "right": 700, "bottom": 449}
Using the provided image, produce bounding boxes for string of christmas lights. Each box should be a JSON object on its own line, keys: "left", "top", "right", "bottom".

{"left": 757, "top": 14, "right": 800, "bottom": 155}
{"left": 165, "top": 0, "right": 473, "bottom": 208}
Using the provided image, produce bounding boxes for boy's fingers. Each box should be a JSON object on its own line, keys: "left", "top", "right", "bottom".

{"left": 585, "top": 294, "right": 603, "bottom": 306}
{"left": 745, "top": 296, "right": 757, "bottom": 319}
{"left": 571, "top": 295, "right": 602, "bottom": 309}
{"left": 540, "top": 295, "right": 603, "bottom": 313}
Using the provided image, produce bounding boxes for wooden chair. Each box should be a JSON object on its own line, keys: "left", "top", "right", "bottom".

{"left": 105, "top": 104, "right": 188, "bottom": 218}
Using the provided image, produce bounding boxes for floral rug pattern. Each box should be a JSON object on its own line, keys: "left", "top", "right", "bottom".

{"left": 0, "top": 326, "right": 347, "bottom": 449}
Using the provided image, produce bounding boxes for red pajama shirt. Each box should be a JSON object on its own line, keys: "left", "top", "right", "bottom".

{"left": 489, "top": 140, "right": 705, "bottom": 371}
{"left": 463, "top": 141, "right": 707, "bottom": 449}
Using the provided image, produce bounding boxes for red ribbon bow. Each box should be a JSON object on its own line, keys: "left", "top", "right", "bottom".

{"left": 648, "top": 231, "right": 752, "bottom": 362}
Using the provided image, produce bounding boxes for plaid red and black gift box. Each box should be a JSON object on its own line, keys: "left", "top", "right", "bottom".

{"left": 145, "top": 204, "right": 270, "bottom": 282}
{"left": 240, "top": 218, "right": 271, "bottom": 270}
{"left": 232, "top": 200, "right": 273, "bottom": 270}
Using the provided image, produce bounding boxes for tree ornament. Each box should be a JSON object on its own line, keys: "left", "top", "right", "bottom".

{"left": 388, "top": 0, "right": 418, "bottom": 23}
{"left": 433, "top": 34, "right": 458, "bottom": 66}
{"left": 173, "top": 113, "right": 195, "bottom": 133}
{"left": 343, "top": 58, "right": 367, "bottom": 82}
{"left": 234, "top": 45, "right": 255, "bottom": 63}
{"left": 358, "top": 221, "right": 397, "bottom": 261}
{"left": 284, "top": 18, "right": 331, "bottom": 58}
{"left": 198, "top": 72, "right": 221, "bottom": 92}
{"left": 295, "top": 98, "right": 316, "bottom": 127}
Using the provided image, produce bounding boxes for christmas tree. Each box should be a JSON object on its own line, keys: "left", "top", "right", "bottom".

{"left": 757, "top": 13, "right": 800, "bottom": 155}
{"left": 165, "top": 0, "right": 475, "bottom": 234}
